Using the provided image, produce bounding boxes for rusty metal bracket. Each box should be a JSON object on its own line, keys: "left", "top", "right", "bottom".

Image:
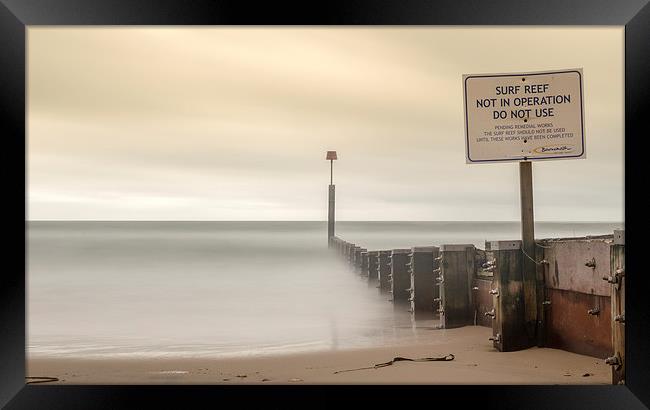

{"left": 585, "top": 258, "right": 596, "bottom": 268}
{"left": 602, "top": 272, "right": 622, "bottom": 286}
{"left": 614, "top": 313, "right": 625, "bottom": 323}
{"left": 605, "top": 353, "right": 622, "bottom": 370}
{"left": 484, "top": 309, "right": 496, "bottom": 319}
{"left": 587, "top": 308, "right": 600, "bottom": 316}
{"left": 482, "top": 261, "right": 495, "bottom": 269}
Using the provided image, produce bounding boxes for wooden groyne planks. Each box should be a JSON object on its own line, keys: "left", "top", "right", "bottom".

{"left": 539, "top": 236, "right": 617, "bottom": 359}
{"left": 330, "top": 231, "right": 625, "bottom": 385}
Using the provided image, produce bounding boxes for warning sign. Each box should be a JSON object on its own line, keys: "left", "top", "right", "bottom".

{"left": 463, "top": 69, "right": 585, "bottom": 163}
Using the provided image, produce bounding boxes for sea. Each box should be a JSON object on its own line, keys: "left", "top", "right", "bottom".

{"left": 27, "top": 221, "right": 622, "bottom": 359}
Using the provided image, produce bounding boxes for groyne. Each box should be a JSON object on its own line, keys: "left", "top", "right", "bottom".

{"left": 329, "top": 230, "right": 626, "bottom": 385}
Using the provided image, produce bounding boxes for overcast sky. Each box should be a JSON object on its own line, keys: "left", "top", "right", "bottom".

{"left": 27, "top": 27, "right": 623, "bottom": 221}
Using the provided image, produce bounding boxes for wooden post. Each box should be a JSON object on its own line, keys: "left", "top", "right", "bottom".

{"left": 330, "top": 236, "right": 339, "bottom": 253}
{"left": 348, "top": 245, "right": 358, "bottom": 267}
{"left": 488, "top": 240, "right": 529, "bottom": 352}
{"left": 472, "top": 248, "right": 494, "bottom": 328}
{"left": 535, "top": 239, "right": 547, "bottom": 347}
{"left": 327, "top": 184, "right": 335, "bottom": 246}
{"left": 353, "top": 247, "right": 367, "bottom": 272}
{"left": 519, "top": 161, "right": 538, "bottom": 340}
{"left": 330, "top": 159, "right": 333, "bottom": 185}
{"left": 389, "top": 249, "right": 411, "bottom": 306}
{"left": 408, "top": 246, "right": 439, "bottom": 320}
{"left": 439, "top": 244, "right": 476, "bottom": 329}
{"left": 609, "top": 230, "right": 625, "bottom": 384}
{"left": 377, "top": 250, "right": 391, "bottom": 294}
{"left": 325, "top": 151, "right": 337, "bottom": 246}
{"left": 350, "top": 246, "right": 359, "bottom": 268}
{"left": 360, "top": 251, "right": 369, "bottom": 276}
{"left": 367, "top": 250, "right": 379, "bottom": 283}
{"left": 344, "top": 242, "right": 352, "bottom": 259}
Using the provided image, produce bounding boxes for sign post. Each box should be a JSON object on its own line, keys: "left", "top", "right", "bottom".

{"left": 463, "top": 69, "right": 585, "bottom": 345}
{"left": 519, "top": 160, "right": 536, "bottom": 339}
{"left": 326, "top": 151, "right": 338, "bottom": 247}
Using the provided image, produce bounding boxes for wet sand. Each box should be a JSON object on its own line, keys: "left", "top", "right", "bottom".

{"left": 27, "top": 327, "right": 609, "bottom": 385}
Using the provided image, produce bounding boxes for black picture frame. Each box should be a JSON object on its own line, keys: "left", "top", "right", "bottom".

{"left": 1, "top": 1, "right": 648, "bottom": 408}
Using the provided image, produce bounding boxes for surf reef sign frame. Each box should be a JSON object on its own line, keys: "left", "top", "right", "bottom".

{"left": 463, "top": 69, "right": 585, "bottom": 163}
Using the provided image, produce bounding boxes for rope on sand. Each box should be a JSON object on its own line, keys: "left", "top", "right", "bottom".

{"left": 333, "top": 353, "right": 455, "bottom": 374}
{"left": 25, "top": 376, "right": 60, "bottom": 384}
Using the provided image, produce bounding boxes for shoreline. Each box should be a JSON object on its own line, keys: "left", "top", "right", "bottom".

{"left": 27, "top": 327, "right": 609, "bottom": 385}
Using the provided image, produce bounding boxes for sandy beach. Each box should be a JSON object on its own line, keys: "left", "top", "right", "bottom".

{"left": 27, "top": 327, "right": 609, "bottom": 385}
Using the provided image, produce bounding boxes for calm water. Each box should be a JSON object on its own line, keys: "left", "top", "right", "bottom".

{"left": 27, "top": 221, "right": 622, "bottom": 359}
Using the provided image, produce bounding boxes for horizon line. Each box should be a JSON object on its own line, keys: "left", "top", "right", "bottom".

{"left": 26, "top": 219, "right": 625, "bottom": 223}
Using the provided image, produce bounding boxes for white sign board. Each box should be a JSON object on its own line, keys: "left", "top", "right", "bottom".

{"left": 463, "top": 69, "right": 585, "bottom": 163}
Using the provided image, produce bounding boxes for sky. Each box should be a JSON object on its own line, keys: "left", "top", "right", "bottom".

{"left": 27, "top": 27, "right": 624, "bottom": 221}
